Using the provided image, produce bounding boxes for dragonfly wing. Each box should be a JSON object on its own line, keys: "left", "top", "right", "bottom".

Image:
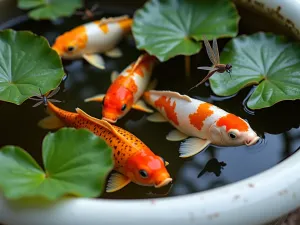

{"left": 203, "top": 36, "right": 217, "bottom": 65}
{"left": 197, "top": 66, "right": 214, "bottom": 71}
{"left": 212, "top": 38, "right": 220, "bottom": 64}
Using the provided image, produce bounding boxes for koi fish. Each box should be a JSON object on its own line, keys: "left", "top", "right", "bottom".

{"left": 34, "top": 89, "right": 172, "bottom": 192}
{"left": 84, "top": 53, "right": 158, "bottom": 123}
{"left": 143, "top": 90, "right": 260, "bottom": 158}
{"left": 52, "top": 15, "right": 132, "bottom": 69}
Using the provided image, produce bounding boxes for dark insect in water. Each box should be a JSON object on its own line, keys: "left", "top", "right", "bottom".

{"left": 29, "top": 86, "right": 61, "bottom": 107}
{"left": 197, "top": 158, "right": 227, "bottom": 178}
{"left": 189, "top": 36, "right": 232, "bottom": 92}
{"left": 74, "top": 3, "right": 103, "bottom": 20}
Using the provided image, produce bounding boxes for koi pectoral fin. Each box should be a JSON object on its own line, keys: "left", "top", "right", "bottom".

{"left": 132, "top": 100, "right": 153, "bottom": 113}
{"left": 166, "top": 130, "right": 189, "bottom": 141}
{"left": 179, "top": 138, "right": 211, "bottom": 158}
{"left": 83, "top": 54, "right": 105, "bottom": 69}
{"left": 84, "top": 94, "right": 105, "bottom": 103}
{"left": 104, "top": 47, "right": 123, "bottom": 58}
{"left": 110, "top": 70, "right": 119, "bottom": 82}
{"left": 106, "top": 172, "right": 131, "bottom": 192}
{"left": 147, "top": 112, "right": 168, "bottom": 122}
{"left": 38, "top": 115, "right": 65, "bottom": 130}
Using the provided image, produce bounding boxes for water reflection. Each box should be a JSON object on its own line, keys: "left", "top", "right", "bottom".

{"left": 197, "top": 158, "right": 227, "bottom": 178}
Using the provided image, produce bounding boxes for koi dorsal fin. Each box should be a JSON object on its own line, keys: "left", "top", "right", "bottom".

{"left": 131, "top": 54, "right": 147, "bottom": 72}
{"left": 75, "top": 108, "right": 130, "bottom": 144}
{"left": 148, "top": 90, "right": 192, "bottom": 102}
{"left": 96, "top": 15, "right": 130, "bottom": 26}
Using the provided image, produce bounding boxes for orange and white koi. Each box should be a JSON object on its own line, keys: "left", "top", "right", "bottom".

{"left": 35, "top": 92, "right": 172, "bottom": 192}
{"left": 84, "top": 53, "right": 158, "bottom": 123}
{"left": 52, "top": 15, "right": 132, "bottom": 69}
{"left": 143, "top": 90, "right": 260, "bottom": 158}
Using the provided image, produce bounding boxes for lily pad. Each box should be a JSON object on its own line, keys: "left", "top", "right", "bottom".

{"left": 132, "top": 0, "right": 239, "bottom": 62}
{"left": 0, "top": 128, "right": 113, "bottom": 200}
{"left": 18, "top": 0, "right": 82, "bottom": 20}
{"left": 209, "top": 32, "right": 300, "bottom": 110}
{"left": 0, "top": 29, "right": 65, "bottom": 105}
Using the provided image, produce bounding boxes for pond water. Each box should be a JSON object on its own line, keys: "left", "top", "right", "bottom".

{"left": 1, "top": 2, "right": 300, "bottom": 200}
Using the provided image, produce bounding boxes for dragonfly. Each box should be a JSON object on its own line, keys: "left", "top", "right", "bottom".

{"left": 189, "top": 36, "right": 232, "bottom": 92}
{"left": 29, "top": 87, "right": 61, "bottom": 107}
{"left": 75, "top": 3, "right": 103, "bottom": 20}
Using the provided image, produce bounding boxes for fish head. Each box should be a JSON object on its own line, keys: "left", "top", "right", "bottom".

{"left": 102, "top": 87, "right": 134, "bottom": 123}
{"left": 209, "top": 113, "right": 260, "bottom": 146}
{"left": 52, "top": 26, "right": 88, "bottom": 59}
{"left": 124, "top": 150, "right": 172, "bottom": 188}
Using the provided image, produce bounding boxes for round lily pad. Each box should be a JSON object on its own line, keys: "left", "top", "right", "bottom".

{"left": 0, "top": 128, "right": 114, "bottom": 200}
{"left": 132, "top": 0, "right": 240, "bottom": 61}
{"left": 18, "top": 0, "right": 82, "bottom": 20}
{"left": 209, "top": 32, "right": 300, "bottom": 110}
{"left": 0, "top": 29, "right": 65, "bottom": 105}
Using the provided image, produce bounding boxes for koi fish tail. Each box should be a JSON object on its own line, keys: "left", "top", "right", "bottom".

{"left": 38, "top": 107, "right": 65, "bottom": 130}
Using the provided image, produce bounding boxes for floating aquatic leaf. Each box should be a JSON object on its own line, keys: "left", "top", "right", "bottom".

{"left": 209, "top": 32, "right": 300, "bottom": 110}
{"left": 0, "top": 128, "right": 113, "bottom": 200}
{"left": 0, "top": 29, "right": 65, "bottom": 105}
{"left": 18, "top": 0, "right": 82, "bottom": 20}
{"left": 132, "top": 0, "right": 239, "bottom": 62}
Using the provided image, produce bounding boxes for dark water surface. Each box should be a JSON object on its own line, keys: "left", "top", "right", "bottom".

{"left": 1, "top": 2, "right": 300, "bottom": 200}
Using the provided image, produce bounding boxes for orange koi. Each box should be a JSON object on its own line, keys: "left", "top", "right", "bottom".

{"left": 143, "top": 90, "right": 260, "bottom": 158}
{"left": 34, "top": 89, "right": 172, "bottom": 192}
{"left": 52, "top": 15, "right": 132, "bottom": 69}
{"left": 84, "top": 53, "right": 158, "bottom": 123}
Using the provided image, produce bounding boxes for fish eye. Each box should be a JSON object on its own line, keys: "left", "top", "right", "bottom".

{"left": 228, "top": 131, "right": 237, "bottom": 139}
{"left": 121, "top": 104, "right": 126, "bottom": 111}
{"left": 139, "top": 169, "right": 148, "bottom": 178}
{"left": 67, "top": 46, "right": 75, "bottom": 52}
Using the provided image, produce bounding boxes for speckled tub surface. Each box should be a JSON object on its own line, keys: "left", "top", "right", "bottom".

{"left": 1, "top": 0, "right": 300, "bottom": 225}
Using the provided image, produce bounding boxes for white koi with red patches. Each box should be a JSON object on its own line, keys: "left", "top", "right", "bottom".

{"left": 143, "top": 90, "right": 260, "bottom": 158}
{"left": 52, "top": 15, "right": 132, "bottom": 69}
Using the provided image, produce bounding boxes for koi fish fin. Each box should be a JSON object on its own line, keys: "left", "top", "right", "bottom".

{"left": 83, "top": 53, "right": 105, "bottom": 69}
{"left": 38, "top": 115, "right": 65, "bottom": 130}
{"left": 147, "top": 112, "right": 168, "bottom": 122}
{"left": 132, "top": 100, "right": 153, "bottom": 113}
{"left": 105, "top": 47, "right": 123, "bottom": 58}
{"left": 165, "top": 161, "right": 169, "bottom": 166}
{"left": 166, "top": 130, "right": 189, "bottom": 141}
{"left": 110, "top": 70, "right": 119, "bottom": 82}
{"left": 179, "top": 138, "right": 210, "bottom": 158}
{"left": 84, "top": 94, "right": 105, "bottom": 103}
{"left": 146, "top": 79, "right": 158, "bottom": 91}
{"left": 96, "top": 15, "right": 130, "bottom": 26}
{"left": 76, "top": 108, "right": 126, "bottom": 141}
{"left": 147, "top": 90, "right": 192, "bottom": 102}
{"left": 106, "top": 172, "right": 131, "bottom": 192}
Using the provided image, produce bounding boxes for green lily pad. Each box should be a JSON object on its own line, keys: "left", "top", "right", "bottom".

{"left": 0, "top": 29, "right": 65, "bottom": 105}
{"left": 209, "top": 32, "right": 300, "bottom": 110}
{"left": 0, "top": 128, "right": 113, "bottom": 200}
{"left": 18, "top": 0, "right": 82, "bottom": 20}
{"left": 132, "top": 0, "right": 239, "bottom": 62}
